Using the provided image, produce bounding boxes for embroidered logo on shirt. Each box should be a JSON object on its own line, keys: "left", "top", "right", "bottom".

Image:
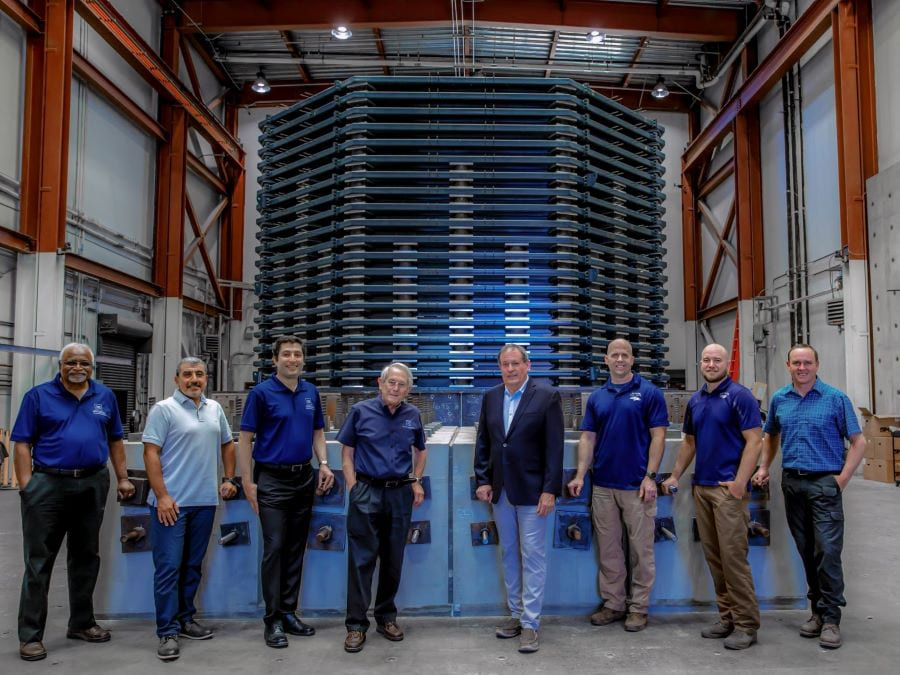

{"left": 402, "top": 419, "right": 417, "bottom": 430}
{"left": 305, "top": 398, "right": 315, "bottom": 411}
{"left": 629, "top": 392, "right": 642, "bottom": 402}
{"left": 92, "top": 403, "right": 110, "bottom": 418}
{"left": 720, "top": 392, "right": 730, "bottom": 400}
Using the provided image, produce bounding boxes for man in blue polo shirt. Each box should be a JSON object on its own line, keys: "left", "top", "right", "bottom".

{"left": 752, "top": 344, "right": 865, "bottom": 650}
{"left": 12, "top": 343, "right": 134, "bottom": 662}
{"left": 338, "top": 362, "right": 427, "bottom": 653}
{"left": 238, "top": 335, "right": 334, "bottom": 648}
{"left": 662, "top": 343, "right": 762, "bottom": 650}
{"left": 143, "top": 357, "right": 236, "bottom": 661}
{"left": 567, "top": 338, "right": 668, "bottom": 633}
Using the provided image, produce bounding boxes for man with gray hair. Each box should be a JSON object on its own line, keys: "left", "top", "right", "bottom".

{"left": 143, "top": 357, "right": 236, "bottom": 661}
{"left": 474, "top": 344, "right": 564, "bottom": 653}
{"left": 12, "top": 343, "right": 134, "bottom": 661}
{"left": 338, "top": 363, "right": 427, "bottom": 653}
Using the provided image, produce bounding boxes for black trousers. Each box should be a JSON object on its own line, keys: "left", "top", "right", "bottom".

{"left": 255, "top": 464, "right": 315, "bottom": 624}
{"left": 18, "top": 469, "right": 110, "bottom": 643}
{"left": 345, "top": 480, "right": 413, "bottom": 632}
{"left": 782, "top": 472, "right": 846, "bottom": 624}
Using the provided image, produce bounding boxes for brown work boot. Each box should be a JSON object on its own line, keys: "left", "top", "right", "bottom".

{"left": 701, "top": 620, "right": 734, "bottom": 639}
{"left": 724, "top": 629, "right": 757, "bottom": 650}
{"left": 495, "top": 617, "right": 522, "bottom": 638}
{"left": 376, "top": 621, "right": 404, "bottom": 641}
{"left": 19, "top": 641, "right": 47, "bottom": 662}
{"left": 819, "top": 623, "right": 841, "bottom": 649}
{"left": 590, "top": 606, "right": 626, "bottom": 626}
{"left": 344, "top": 630, "right": 366, "bottom": 653}
{"left": 624, "top": 612, "right": 648, "bottom": 632}
{"left": 518, "top": 628, "right": 539, "bottom": 653}
{"left": 66, "top": 624, "right": 111, "bottom": 642}
{"left": 799, "top": 613, "right": 823, "bottom": 637}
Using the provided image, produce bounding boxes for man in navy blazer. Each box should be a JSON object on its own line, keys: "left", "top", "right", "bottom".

{"left": 474, "top": 344, "right": 564, "bottom": 654}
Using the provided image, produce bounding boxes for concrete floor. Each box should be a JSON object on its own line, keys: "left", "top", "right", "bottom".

{"left": 2, "top": 479, "right": 899, "bottom": 674}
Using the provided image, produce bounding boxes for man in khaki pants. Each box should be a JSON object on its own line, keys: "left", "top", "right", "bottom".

{"left": 662, "top": 343, "right": 762, "bottom": 649}
{"left": 567, "top": 339, "right": 668, "bottom": 632}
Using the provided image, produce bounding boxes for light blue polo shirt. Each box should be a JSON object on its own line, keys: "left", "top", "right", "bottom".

{"left": 142, "top": 389, "right": 232, "bottom": 507}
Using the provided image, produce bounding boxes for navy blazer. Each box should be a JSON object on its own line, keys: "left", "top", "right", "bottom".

{"left": 473, "top": 379, "right": 564, "bottom": 506}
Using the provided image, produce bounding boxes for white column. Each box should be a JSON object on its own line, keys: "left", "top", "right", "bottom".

{"left": 149, "top": 297, "right": 183, "bottom": 405}
{"left": 842, "top": 258, "right": 872, "bottom": 411}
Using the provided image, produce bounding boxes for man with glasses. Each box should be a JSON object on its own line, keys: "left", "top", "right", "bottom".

{"left": 11, "top": 343, "right": 135, "bottom": 661}
{"left": 339, "top": 363, "right": 427, "bottom": 653}
{"left": 143, "top": 357, "right": 236, "bottom": 661}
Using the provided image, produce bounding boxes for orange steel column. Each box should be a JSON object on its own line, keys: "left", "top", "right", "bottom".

{"left": 19, "top": 0, "right": 74, "bottom": 252}
{"left": 734, "top": 109, "right": 765, "bottom": 300}
{"left": 681, "top": 107, "right": 702, "bottom": 322}
{"left": 833, "top": 0, "right": 876, "bottom": 259}
{"left": 153, "top": 15, "right": 186, "bottom": 297}
{"left": 222, "top": 102, "right": 246, "bottom": 319}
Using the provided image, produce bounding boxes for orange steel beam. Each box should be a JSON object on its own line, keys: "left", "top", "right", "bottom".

{"left": 699, "top": 200, "right": 736, "bottom": 310}
{"left": 179, "top": 36, "right": 203, "bottom": 98}
{"left": 183, "top": 33, "right": 232, "bottom": 87}
{"left": 373, "top": 27, "right": 391, "bottom": 76}
{"left": 0, "top": 0, "right": 42, "bottom": 33}
{"left": 682, "top": 171, "right": 701, "bottom": 321}
{"left": 65, "top": 253, "right": 162, "bottom": 297}
{"left": 683, "top": 0, "right": 839, "bottom": 172}
{"left": 183, "top": 295, "right": 224, "bottom": 317}
{"left": 698, "top": 297, "right": 738, "bottom": 321}
{"left": 833, "top": 0, "right": 874, "bottom": 260}
{"left": 184, "top": 195, "right": 226, "bottom": 309}
{"left": 621, "top": 37, "right": 648, "bottom": 88}
{"left": 279, "top": 30, "right": 313, "bottom": 82}
{"left": 77, "top": 0, "right": 243, "bottom": 166}
{"left": 72, "top": 52, "right": 166, "bottom": 141}
{"left": 698, "top": 162, "right": 734, "bottom": 199}
{"left": 221, "top": 102, "right": 245, "bottom": 319}
{"left": 187, "top": 152, "right": 227, "bottom": 194}
{"left": 177, "top": 0, "right": 742, "bottom": 42}
{"left": 19, "top": 0, "right": 73, "bottom": 252}
{"left": 734, "top": 108, "right": 765, "bottom": 298}
{"left": 544, "top": 30, "right": 559, "bottom": 79}
{"left": 0, "top": 225, "right": 34, "bottom": 253}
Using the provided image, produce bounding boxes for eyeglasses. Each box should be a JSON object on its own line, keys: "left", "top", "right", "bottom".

{"left": 62, "top": 360, "right": 93, "bottom": 368}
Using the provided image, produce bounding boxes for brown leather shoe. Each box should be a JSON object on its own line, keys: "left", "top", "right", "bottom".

{"left": 799, "top": 613, "right": 823, "bottom": 637}
{"left": 819, "top": 623, "right": 841, "bottom": 649}
{"left": 376, "top": 621, "right": 404, "bottom": 641}
{"left": 495, "top": 617, "right": 522, "bottom": 639}
{"left": 624, "top": 612, "right": 648, "bottom": 632}
{"left": 19, "top": 641, "right": 47, "bottom": 661}
{"left": 344, "top": 630, "right": 366, "bottom": 653}
{"left": 590, "top": 606, "right": 626, "bottom": 626}
{"left": 66, "top": 624, "right": 111, "bottom": 642}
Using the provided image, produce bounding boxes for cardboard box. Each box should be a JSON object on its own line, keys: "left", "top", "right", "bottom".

{"left": 895, "top": 460, "right": 900, "bottom": 474}
{"left": 859, "top": 408, "right": 900, "bottom": 438}
{"left": 863, "top": 458, "right": 894, "bottom": 483}
{"left": 865, "top": 437, "right": 894, "bottom": 461}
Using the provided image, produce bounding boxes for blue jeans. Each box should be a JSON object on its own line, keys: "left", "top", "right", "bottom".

{"left": 150, "top": 505, "right": 216, "bottom": 637}
{"left": 492, "top": 490, "right": 549, "bottom": 630}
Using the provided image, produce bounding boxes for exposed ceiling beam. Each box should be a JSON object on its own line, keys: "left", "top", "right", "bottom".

{"left": 279, "top": 30, "right": 312, "bottom": 82}
{"left": 176, "top": 0, "right": 742, "bottom": 42}
{"left": 683, "top": 0, "right": 838, "bottom": 172}
{"left": 544, "top": 30, "right": 559, "bottom": 78}
{"left": 622, "top": 36, "right": 648, "bottom": 88}
{"left": 373, "top": 27, "right": 391, "bottom": 76}
{"left": 0, "top": 0, "right": 42, "bottom": 33}
{"left": 0, "top": 225, "right": 34, "bottom": 253}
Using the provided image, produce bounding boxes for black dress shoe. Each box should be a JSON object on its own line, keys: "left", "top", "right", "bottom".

{"left": 282, "top": 613, "right": 315, "bottom": 637}
{"left": 265, "top": 621, "right": 288, "bottom": 648}
{"left": 179, "top": 620, "right": 214, "bottom": 640}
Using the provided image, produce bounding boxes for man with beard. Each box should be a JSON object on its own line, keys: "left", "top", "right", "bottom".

{"left": 12, "top": 343, "right": 134, "bottom": 661}
{"left": 752, "top": 344, "right": 865, "bottom": 649}
{"left": 143, "top": 357, "right": 237, "bottom": 660}
{"left": 662, "top": 343, "right": 762, "bottom": 650}
{"left": 239, "top": 335, "right": 334, "bottom": 648}
{"left": 340, "top": 362, "right": 427, "bottom": 653}
{"left": 567, "top": 338, "right": 668, "bottom": 633}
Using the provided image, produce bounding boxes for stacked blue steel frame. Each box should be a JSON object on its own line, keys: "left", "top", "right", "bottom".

{"left": 253, "top": 77, "right": 668, "bottom": 388}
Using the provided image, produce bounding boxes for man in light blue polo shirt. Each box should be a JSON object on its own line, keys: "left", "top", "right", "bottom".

{"left": 752, "top": 344, "right": 865, "bottom": 650}
{"left": 567, "top": 338, "right": 668, "bottom": 633}
{"left": 143, "top": 357, "right": 236, "bottom": 661}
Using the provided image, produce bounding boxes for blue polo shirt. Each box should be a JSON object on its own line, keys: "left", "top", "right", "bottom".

{"left": 240, "top": 376, "right": 324, "bottom": 464}
{"left": 337, "top": 396, "right": 426, "bottom": 478}
{"left": 683, "top": 377, "right": 762, "bottom": 485}
{"left": 763, "top": 378, "right": 860, "bottom": 472}
{"left": 581, "top": 373, "right": 669, "bottom": 490}
{"left": 142, "top": 390, "right": 232, "bottom": 507}
{"left": 11, "top": 374, "right": 123, "bottom": 469}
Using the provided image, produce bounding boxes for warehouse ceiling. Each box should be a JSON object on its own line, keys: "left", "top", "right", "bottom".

{"left": 174, "top": 0, "right": 763, "bottom": 111}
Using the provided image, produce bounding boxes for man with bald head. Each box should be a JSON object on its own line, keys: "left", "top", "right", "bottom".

{"left": 12, "top": 343, "right": 134, "bottom": 661}
{"left": 568, "top": 338, "right": 668, "bottom": 632}
{"left": 662, "top": 344, "right": 762, "bottom": 649}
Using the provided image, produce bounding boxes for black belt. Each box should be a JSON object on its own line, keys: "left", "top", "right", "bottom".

{"left": 256, "top": 460, "right": 311, "bottom": 473}
{"left": 356, "top": 472, "right": 416, "bottom": 489}
{"left": 783, "top": 468, "right": 839, "bottom": 479}
{"left": 33, "top": 464, "right": 105, "bottom": 478}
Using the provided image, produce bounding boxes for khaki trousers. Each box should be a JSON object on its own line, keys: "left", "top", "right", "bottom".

{"left": 591, "top": 486, "right": 656, "bottom": 614}
{"left": 693, "top": 485, "right": 760, "bottom": 631}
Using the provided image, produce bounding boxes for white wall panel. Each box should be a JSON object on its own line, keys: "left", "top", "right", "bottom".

{"left": 0, "top": 250, "right": 15, "bottom": 427}
{"left": 873, "top": 0, "right": 900, "bottom": 171}
{"left": 0, "top": 14, "right": 24, "bottom": 182}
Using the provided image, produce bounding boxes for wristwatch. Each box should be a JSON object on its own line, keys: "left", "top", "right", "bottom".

{"left": 645, "top": 472, "right": 657, "bottom": 480}
{"left": 319, "top": 459, "right": 329, "bottom": 466}
{"left": 222, "top": 476, "right": 238, "bottom": 486}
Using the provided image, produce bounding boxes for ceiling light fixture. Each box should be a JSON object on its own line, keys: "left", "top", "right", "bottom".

{"left": 651, "top": 76, "right": 670, "bottom": 99}
{"left": 331, "top": 25, "right": 352, "bottom": 40}
{"left": 251, "top": 69, "right": 271, "bottom": 94}
{"left": 587, "top": 30, "right": 605, "bottom": 44}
